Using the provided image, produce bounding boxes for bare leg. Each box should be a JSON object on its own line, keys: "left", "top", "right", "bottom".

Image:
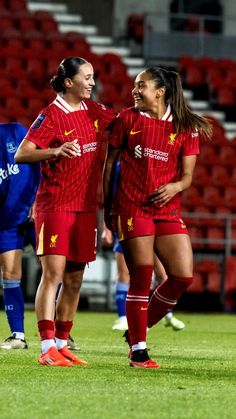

{"left": 56, "top": 261, "right": 85, "bottom": 321}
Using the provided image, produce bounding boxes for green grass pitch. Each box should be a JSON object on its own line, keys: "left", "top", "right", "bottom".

{"left": 0, "top": 311, "right": 235, "bottom": 419}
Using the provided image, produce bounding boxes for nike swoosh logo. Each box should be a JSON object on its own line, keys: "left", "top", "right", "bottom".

{"left": 141, "top": 307, "right": 148, "bottom": 311}
{"left": 64, "top": 129, "right": 75, "bottom": 136}
{"left": 130, "top": 130, "right": 142, "bottom": 135}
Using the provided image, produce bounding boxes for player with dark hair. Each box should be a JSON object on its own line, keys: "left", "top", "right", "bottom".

{"left": 0, "top": 122, "right": 40, "bottom": 349}
{"left": 15, "top": 57, "right": 115, "bottom": 367}
{"left": 104, "top": 66, "right": 212, "bottom": 368}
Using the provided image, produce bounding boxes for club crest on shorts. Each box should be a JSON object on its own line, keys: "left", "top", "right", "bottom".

{"left": 127, "top": 217, "right": 134, "bottom": 231}
{"left": 50, "top": 234, "right": 58, "bottom": 247}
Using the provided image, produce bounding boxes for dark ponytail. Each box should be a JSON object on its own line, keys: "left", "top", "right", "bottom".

{"left": 50, "top": 56, "right": 88, "bottom": 93}
{"left": 146, "top": 67, "right": 212, "bottom": 138}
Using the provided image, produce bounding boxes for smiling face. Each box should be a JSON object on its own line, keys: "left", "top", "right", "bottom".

{"left": 65, "top": 62, "right": 95, "bottom": 100}
{"left": 132, "top": 70, "right": 164, "bottom": 112}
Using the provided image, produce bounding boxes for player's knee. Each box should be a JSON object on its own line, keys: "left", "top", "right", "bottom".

{"left": 129, "top": 265, "right": 153, "bottom": 295}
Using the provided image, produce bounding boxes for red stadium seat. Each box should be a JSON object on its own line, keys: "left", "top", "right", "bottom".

{"left": 217, "top": 88, "right": 235, "bottom": 107}
{"left": 197, "top": 57, "right": 215, "bottom": 71}
{"left": 191, "top": 205, "right": 215, "bottom": 227}
{"left": 5, "top": 57, "right": 26, "bottom": 78}
{"left": 15, "top": 11, "right": 38, "bottom": 32}
{"left": 17, "top": 116, "right": 33, "bottom": 129}
{"left": 202, "top": 114, "right": 227, "bottom": 145}
{"left": 23, "top": 31, "right": 48, "bottom": 59}
{"left": 202, "top": 186, "right": 223, "bottom": 209}
{"left": 218, "top": 145, "right": 236, "bottom": 167}
{"left": 27, "top": 98, "right": 46, "bottom": 119}
{"left": 181, "top": 185, "right": 203, "bottom": 207}
{"left": 16, "top": 78, "right": 39, "bottom": 100}
{"left": 34, "top": 10, "right": 58, "bottom": 32}
{"left": 192, "top": 165, "right": 211, "bottom": 187}
{"left": 224, "top": 187, "right": 236, "bottom": 210}
{"left": 44, "top": 32, "right": 69, "bottom": 59}
{"left": 206, "top": 226, "right": 225, "bottom": 250}
{"left": 65, "top": 31, "right": 90, "bottom": 55}
{"left": 198, "top": 144, "right": 220, "bottom": 165}
{"left": 0, "top": 79, "right": 15, "bottom": 98}
{"left": 196, "top": 259, "right": 221, "bottom": 293}
{"left": 0, "top": 11, "right": 15, "bottom": 30}
{"left": 26, "top": 58, "right": 46, "bottom": 85}
{"left": 188, "top": 225, "right": 205, "bottom": 250}
{"left": 231, "top": 167, "right": 236, "bottom": 184}
{"left": 210, "top": 165, "right": 232, "bottom": 187}
{"left": 5, "top": 97, "right": 27, "bottom": 119}
{"left": 188, "top": 271, "right": 204, "bottom": 292}
{"left": 8, "top": 0, "right": 27, "bottom": 12}
{"left": 185, "top": 65, "right": 204, "bottom": 87}
{"left": 127, "top": 13, "right": 144, "bottom": 43}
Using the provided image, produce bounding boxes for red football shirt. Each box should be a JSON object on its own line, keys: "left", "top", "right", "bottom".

{"left": 25, "top": 96, "right": 115, "bottom": 212}
{"left": 109, "top": 105, "right": 200, "bottom": 219}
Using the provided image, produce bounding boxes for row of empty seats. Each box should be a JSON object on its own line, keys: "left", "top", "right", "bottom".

{"left": 179, "top": 56, "right": 236, "bottom": 111}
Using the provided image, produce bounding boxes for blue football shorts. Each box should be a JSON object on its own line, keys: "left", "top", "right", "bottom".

{"left": 0, "top": 221, "right": 36, "bottom": 254}
{"left": 113, "top": 233, "right": 124, "bottom": 254}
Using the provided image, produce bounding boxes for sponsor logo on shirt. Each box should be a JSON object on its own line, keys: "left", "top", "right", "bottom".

{"left": 50, "top": 234, "right": 58, "bottom": 247}
{"left": 0, "top": 164, "right": 20, "bottom": 184}
{"left": 64, "top": 129, "right": 75, "bottom": 136}
{"left": 31, "top": 113, "right": 46, "bottom": 130}
{"left": 168, "top": 133, "right": 177, "bottom": 145}
{"left": 134, "top": 145, "right": 169, "bottom": 161}
{"left": 6, "top": 142, "right": 17, "bottom": 153}
{"left": 127, "top": 217, "right": 134, "bottom": 231}
{"left": 134, "top": 144, "right": 142, "bottom": 158}
{"left": 130, "top": 129, "right": 142, "bottom": 135}
{"left": 191, "top": 132, "right": 199, "bottom": 138}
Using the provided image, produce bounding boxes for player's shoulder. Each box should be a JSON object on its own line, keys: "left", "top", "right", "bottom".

{"left": 116, "top": 106, "right": 138, "bottom": 123}
{"left": 84, "top": 98, "right": 115, "bottom": 115}
{"left": 118, "top": 106, "right": 137, "bottom": 117}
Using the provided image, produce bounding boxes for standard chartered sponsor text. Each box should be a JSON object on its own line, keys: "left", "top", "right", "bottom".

{"left": 144, "top": 148, "right": 168, "bottom": 161}
{"left": 82, "top": 142, "right": 97, "bottom": 153}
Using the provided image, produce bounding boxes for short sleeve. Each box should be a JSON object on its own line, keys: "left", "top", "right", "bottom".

{"left": 182, "top": 131, "right": 200, "bottom": 156}
{"left": 25, "top": 110, "right": 55, "bottom": 149}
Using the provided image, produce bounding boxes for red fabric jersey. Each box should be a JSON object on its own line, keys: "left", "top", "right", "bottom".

{"left": 25, "top": 96, "right": 115, "bottom": 212}
{"left": 109, "top": 106, "right": 200, "bottom": 219}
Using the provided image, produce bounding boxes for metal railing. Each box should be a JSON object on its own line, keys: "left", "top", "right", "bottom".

{"left": 143, "top": 12, "right": 236, "bottom": 61}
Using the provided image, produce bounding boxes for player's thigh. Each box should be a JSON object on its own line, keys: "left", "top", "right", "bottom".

{"left": 0, "top": 249, "right": 23, "bottom": 279}
{"left": 40, "top": 254, "right": 67, "bottom": 283}
{"left": 155, "top": 234, "right": 193, "bottom": 277}
{"left": 122, "top": 235, "right": 155, "bottom": 271}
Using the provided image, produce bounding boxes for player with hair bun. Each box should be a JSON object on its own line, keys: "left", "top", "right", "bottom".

{"left": 15, "top": 57, "right": 115, "bottom": 367}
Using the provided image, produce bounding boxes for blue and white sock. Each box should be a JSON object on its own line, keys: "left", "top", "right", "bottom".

{"left": 2, "top": 279, "right": 24, "bottom": 338}
{"left": 116, "top": 281, "right": 129, "bottom": 318}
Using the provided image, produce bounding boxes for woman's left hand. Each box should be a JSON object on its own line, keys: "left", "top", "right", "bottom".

{"left": 147, "top": 183, "right": 180, "bottom": 207}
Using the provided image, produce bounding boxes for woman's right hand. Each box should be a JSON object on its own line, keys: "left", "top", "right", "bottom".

{"left": 53, "top": 139, "right": 81, "bottom": 158}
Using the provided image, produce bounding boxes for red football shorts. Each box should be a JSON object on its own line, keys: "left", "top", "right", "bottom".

{"left": 34, "top": 211, "right": 97, "bottom": 262}
{"left": 113, "top": 215, "right": 189, "bottom": 241}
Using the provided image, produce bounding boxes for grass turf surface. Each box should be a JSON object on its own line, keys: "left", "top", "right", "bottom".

{"left": 0, "top": 311, "right": 235, "bottom": 419}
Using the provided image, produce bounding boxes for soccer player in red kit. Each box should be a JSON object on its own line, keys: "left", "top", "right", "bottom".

{"left": 103, "top": 66, "right": 212, "bottom": 368}
{"left": 15, "top": 57, "right": 115, "bottom": 367}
